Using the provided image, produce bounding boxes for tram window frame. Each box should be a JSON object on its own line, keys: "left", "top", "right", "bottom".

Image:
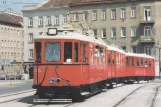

{"left": 64, "top": 42, "right": 73, "bottom": 63}
{"left": 74, "top": 43, "right": 79, "bottom": 63}
{"left": 35, "top": 42, "right": 41, "bottom": 63}
{"left": 45, "top": 42, "right": 61, "bottom": 62}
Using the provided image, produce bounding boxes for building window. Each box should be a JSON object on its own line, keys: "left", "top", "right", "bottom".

{"left": 1, "top": 40, "right": 3, "bottom": 47}
{"left": 29, "top": 49, "right": 33, "bottom": 59}
{"left": 111, "top": 27, "right": 116, "bottom": 37}
{"left": 131, "top": 26, "right": 137, "bottom": 37}
{"left": 144, "top": 26, "right": 152, "bottom": 36}
{"left": 63, "top": 15, "right": 67, "bottom": 24}
{"left": 132, "top": 47, "right": 137, "bottom": 53}
{"left": 101, "top": 9, "right": 106, "bottom": 20}
{"left": 121, "top": 27, "right": 126, "bottom": 37}
{"left": 46, "top": 16, "right": 51, "bottom": 26}
{"left": 111, "top": 9, "right": 116, "bottom": 19}
{"left": 28, "top": 17, "right": 33, "bottom": 27}
{"left": 82, "top": 11, "right": 88, "bottom": 21}
{"left": 144, "top": 46, "right": 151, "bottom": 55}
{"left": 131, "top": 7, "right": 136, "bottom": 18}
{"left": 28, "top": 33, "right": 33, "bottom": 43}
{"left": 74, "top": 14, "right": 78, "bottom": 22}
{"left": 144, "top": 7, "right": 151, "bottom": 21}
{"left": 54, "top": 16, "right": 59, "bottom": 25}
{"left": 38, "top": 16, "right": 43, "bottom": 26}
{"left": 92, "top": 10, "right": 97, "bottom": 21}
{"left": 121, "top": 8, "right": 126, "bottom": 18}
{"left": 93, "top": 29, "right": 97, "bottom": 37}
{"left": 101, "top": 29, "right": 106, "bottom": 38}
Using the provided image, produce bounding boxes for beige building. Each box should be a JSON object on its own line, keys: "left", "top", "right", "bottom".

{"left": 69, "top": 0, "right": 161, "bottom": 61}
{"left": 0, "top": 11, "right": 24, "bottom": 77}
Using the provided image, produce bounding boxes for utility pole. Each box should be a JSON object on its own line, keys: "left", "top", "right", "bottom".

{"left": 159, "top": 48, "right": 161, "bottom": 80}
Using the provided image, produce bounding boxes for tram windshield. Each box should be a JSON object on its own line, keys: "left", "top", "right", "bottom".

{"left": 45, "top": 42, "right": 61, "bottom": 62}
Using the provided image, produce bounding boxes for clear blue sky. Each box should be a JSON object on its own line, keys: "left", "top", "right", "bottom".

{"left": 0, "top": 0, "right": 47, "bottom": 14}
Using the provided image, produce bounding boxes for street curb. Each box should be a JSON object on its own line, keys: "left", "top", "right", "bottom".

{"left": 0, "top": 81, "right": 31, "bottom": 86}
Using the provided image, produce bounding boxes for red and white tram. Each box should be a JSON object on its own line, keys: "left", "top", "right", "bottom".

{"left": 32, "top": 28, "right": 155, "bottom": 101}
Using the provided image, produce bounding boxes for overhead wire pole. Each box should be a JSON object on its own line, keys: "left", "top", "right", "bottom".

{"left": 156, "top": 46, "right": 161, "bottom": 79}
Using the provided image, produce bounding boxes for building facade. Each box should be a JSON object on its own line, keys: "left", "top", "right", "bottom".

{"left": 0, "top": 11, "right": 24, "bottom": 76}
{"left": 69, "top": 0, "right": 161, "bottom": 61}
{"left": 22, "top": 0, "right": 72, "bottom": 64}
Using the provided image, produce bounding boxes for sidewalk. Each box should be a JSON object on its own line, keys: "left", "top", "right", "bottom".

{"left": 0, "top": 79, "right": 33, "bottom": 86}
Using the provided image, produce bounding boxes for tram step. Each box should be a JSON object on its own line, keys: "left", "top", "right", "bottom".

{"left": 81, "top": 92, "right": 90, "bottom": 96}
{"left": 33, "top": 99, "right": 72, "bottom": 103}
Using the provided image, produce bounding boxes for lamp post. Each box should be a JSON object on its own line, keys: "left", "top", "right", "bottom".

{"left": 156, "top": 46, "right": 161, "bottom": 80}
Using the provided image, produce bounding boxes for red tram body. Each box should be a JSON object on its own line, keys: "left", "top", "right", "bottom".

{"left": 32, "top": 29, "right": 155, "bottom": 101}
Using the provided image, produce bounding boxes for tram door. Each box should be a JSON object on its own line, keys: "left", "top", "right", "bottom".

{"left": 80, "top": 42, "right": 89, "bottom": 84}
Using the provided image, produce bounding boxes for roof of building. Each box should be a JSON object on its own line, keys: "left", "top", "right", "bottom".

{"left": 0, "top": 11, "right": 23, "bottom": 26}
{"left": 40, "top": 0, "right": 72, "bottom": 8}
{"left": 70, "top": 0, "right": 155, "bottom": 6}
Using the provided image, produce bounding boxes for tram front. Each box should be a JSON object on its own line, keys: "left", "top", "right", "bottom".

{"left": 32, "top": 28, "right": 89, "bottom": 99}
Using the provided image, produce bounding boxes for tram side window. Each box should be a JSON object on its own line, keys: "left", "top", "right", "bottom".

{"left": 149, "top": 61, "right": 151, "bottom": 67}
{"left": 132, "top": 57, "right": 134, "bottom": 66}
{"left": 112, "top": 52, "right": 115, "bottom": 65}
{"left": 141, "top": 58, "right": 143, "bottom": 66}
{"left": 35, "top": 42, "right": 41, "bottom": 63}
{"left": 64, "top": 42, "right": 72, "bottom": 62}
{"left": 145, "top": 60, "right": 148, "bottom": 67}
{"left": 108, "top": 52, "right": 111, "bottom": 65}
{"left": 126, "top": 57, "right": 130, "bottom": 66}
{"left": 137, "top": 58, "right": 140, "bottom": 67}
{"left": 74, "top": 43, "right": 79, "bottom": 62}
{"left": 90, "top": 48, "right": 93, "bottom": 63}
{"left": 83, "top": 44, "right": 87, "bottom": 62}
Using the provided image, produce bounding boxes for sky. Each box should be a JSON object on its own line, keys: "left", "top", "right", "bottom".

{"left": 0, "top": 0, "right": 47, "bottom": 14}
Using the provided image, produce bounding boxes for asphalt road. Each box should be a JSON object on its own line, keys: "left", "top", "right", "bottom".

{"left": 0, "top": 81, "right": 160, "bottom": 107}
{"left": 0, "top": 80, "right": 33, "bottom": 95}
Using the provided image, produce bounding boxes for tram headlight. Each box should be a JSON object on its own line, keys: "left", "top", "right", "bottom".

{"left": 49, "top": 78, "right": 54, "bottom": 84}
{"left": 56, "top": 78, "right": 61, "bottom": 83}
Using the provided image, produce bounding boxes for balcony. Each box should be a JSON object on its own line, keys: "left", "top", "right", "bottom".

{"left": 140, "top": 36, "right": 155, "bottom": 43}
{"left": 139, "top": 16, "right": 155, "bottom": 24}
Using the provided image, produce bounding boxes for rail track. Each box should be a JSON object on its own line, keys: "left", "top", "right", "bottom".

{"left": 113, "top": 84, "right": 161, "bottom": 107}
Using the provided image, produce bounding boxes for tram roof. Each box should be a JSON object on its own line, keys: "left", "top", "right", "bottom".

{"left": 34, "top": 32, "right": 108, "bottom": 47}
{"left": 126, "top": 53, "right": 155, "bottom": 59}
